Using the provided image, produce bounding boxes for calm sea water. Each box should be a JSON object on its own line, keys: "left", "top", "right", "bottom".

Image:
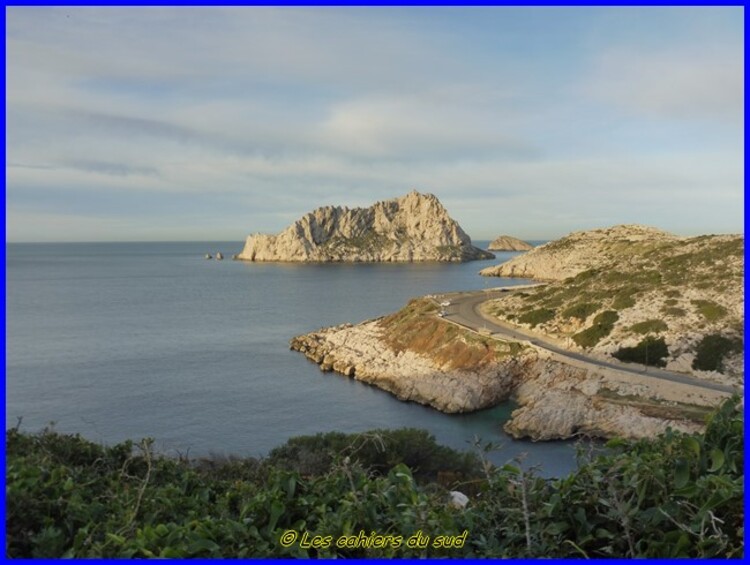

{"left": 5, "top": 241, "right": 580, "bottom": 476}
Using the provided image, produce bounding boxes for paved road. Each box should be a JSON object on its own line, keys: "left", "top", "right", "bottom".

{"left": 441, "top": 289, "right": 738, "bottom": 395}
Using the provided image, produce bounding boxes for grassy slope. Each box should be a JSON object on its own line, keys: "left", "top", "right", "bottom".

{"left": 378, "top": 298, "right": 525, "bottom": 371}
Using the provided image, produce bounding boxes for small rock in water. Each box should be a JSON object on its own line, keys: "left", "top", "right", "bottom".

{"left": 216, "top": 252, "right": 224, "bottom": 260}
{"left": 205, "top": 254, "right": 212, "bottom": 260}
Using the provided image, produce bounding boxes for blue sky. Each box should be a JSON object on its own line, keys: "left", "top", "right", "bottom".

{"left": 5, "top": 7, "right": 744, "bottom": 242}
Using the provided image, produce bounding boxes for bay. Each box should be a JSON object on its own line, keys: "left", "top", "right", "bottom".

{"left": 5, "top": 241, "right": 580, "bottom": 477}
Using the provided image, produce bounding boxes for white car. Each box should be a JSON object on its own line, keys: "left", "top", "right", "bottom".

{"left": 440, "top": 301, "right": 451, "bottom": 307}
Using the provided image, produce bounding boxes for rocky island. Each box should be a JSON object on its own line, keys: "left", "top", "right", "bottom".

{"left": 291, "top": 224, "right": 742, "bottom": 441}
{"left": 487, "top": 234, "right": 534, "bottom": 251}
{"left": 237, "top": 190, "right": 493, "bottom": 262}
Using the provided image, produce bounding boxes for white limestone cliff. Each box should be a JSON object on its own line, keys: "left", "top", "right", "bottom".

{"left": 238, "top": 191, "right": 493, "bottom": 262}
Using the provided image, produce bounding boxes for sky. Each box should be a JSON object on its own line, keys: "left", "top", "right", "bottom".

{"left": 5, "top": 7, "right": 744, "bottom": 242}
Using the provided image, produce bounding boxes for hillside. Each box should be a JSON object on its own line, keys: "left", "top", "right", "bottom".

{"left": 480, "top": 224, "right": 676, "bottom": 279}
{"left": 237, "top": 191, "right": 493, "bottom": 262}
{"left": 480, "top": 226, "right": 744, "bottom": 387}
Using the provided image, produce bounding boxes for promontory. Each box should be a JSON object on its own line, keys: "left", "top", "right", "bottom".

{"left": 237, "top": 191, "right": 494, "bottom": 262}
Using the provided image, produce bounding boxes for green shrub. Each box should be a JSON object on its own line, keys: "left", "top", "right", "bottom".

{"left": 518, "top": 308, "right": 556, "bottom": 328}
{"left": 664, "top": 298, "right": 679, "bottom": 306}
{"left": 561, "top": 302, "right": 601, "bottom": 321}
{"left": 692, "top": 334, "right": 743, "bottom": 372}
{"left": 691, "top": 300, "right": 727, "bottom": 322}
{"left": 612, "top": 336, "right": 669, "bottom": 367}
{"left": 572, "top": 310, "right": 619, "bottom": 348}
{"left": 630, "top": 319, "right": 668, "bottom": 335}
{"left": 5, "top": 398, "right": 744, "bottom": 558}
{"left": 662, "top": 306, "right": 686, "bottom": 317}
{"left": 267, "top": 428, "right": 481, "bottom": 485}
{"left": 611, "top": 287, "right": 638, "bottom": 310}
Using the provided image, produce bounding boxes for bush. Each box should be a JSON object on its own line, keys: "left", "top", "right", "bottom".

{"left": 692, "top": 334, "right": 743, "bottom": 372}
{"left": 572, "top": 310, "right": 619, "bottom": 348}
{"left": 5, "top": 398, "right": 744, "bottom": 558}
{"left": 561, "top": 302, "right": 601, "bottom": 321}
{"left": 518, "top": 308, "right": 556, "bottom": 328}
{"left": 691, "top": 300, "right": 727, "bottom": 322}
{"left": 611, "top": 286, "right": 639, "bottom": 310}
{"left": 662, "top": 306, "right": 686, "bottom": 317}
{"left": 267, "top": 428, "right": 482, "bottom": 485}
{"left": 630, "top": 319, "right": 668, "bottom": 335}
{"left": 612, "top": 336, "right": 669, "bottom": 367}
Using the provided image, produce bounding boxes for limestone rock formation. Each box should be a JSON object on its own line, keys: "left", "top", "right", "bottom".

{"left": 290, "top": 296, "right": 721, "bottom": 441}
{"left": 238, "top": 190, "right": 494, "bottom": 262}
{"left": 480, "top": 224, "right": 676, "bottom": 280}
{"left": 290, "top": 320, "right": 529, "bottom": 414}
{"left": 487, "top": 235, "right": 534, "bottom": 252}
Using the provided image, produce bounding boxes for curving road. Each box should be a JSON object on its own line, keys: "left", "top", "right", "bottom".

{"left": 440, "top": 289, "right": 738, "bottom": 395}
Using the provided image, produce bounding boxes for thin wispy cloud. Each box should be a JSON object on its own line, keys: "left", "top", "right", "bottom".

{"left": 5, "top": 7, "right": 743, "bottom": 242}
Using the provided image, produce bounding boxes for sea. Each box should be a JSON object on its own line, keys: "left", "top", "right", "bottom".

{"left": 5, "top": 241, "right": 583, "bottom": 477}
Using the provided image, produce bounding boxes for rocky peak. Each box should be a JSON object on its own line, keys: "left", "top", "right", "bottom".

{"left": 238, "top": 191, "right": 493, "bottom": 263}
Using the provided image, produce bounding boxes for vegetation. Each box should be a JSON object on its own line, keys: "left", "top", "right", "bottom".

{"left": 611, "top": 287, "right": 638, "bottom": 310}
{"left": 561, "top": 302, "right": 601, "bottom": 321}
{"left": 572, "top": 310, "right": 619, "bottom": 348}
{"left": 613, "top": 336, "right": 669, "bottom": 368}
{"left": 662, "top": 306, "right": 686, "bottom": 318}
{"left": 266, "top": 428, "right": 482, "bottom": 486}
{"left": 692, "top": 334, "right": 743, "bottom": 372}
{"left": 6, "top": 398, "right": 743, "bottom": 558}
{"left": 379, "top": 299, "right": 525, "bottom": 369}
{"left": 518, "top": 308, "right": 556, "bottom": 328}
{"left": 630, "top": 319, "right": 668, "bottom": 335}
{"left": 691, "top": 300, "right": 728, "bottom": 322}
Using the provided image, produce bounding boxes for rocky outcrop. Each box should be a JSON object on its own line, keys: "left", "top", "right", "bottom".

{"left": 290, "top": 320, "right": 529, "bottom": 413}
{"left": 480, "top": 224, "right": 676, "bottom": 280}
{"left": 290, "top": 297, "right": 715, "bottom": 441}
{"left": 487, "top": 235, "right": 534, "bottom": 252}
{"left": 238, "top": 191, "right": 493, "bottom": 263}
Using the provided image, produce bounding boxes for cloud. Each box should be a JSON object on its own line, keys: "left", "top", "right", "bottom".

{"left": 583, "top": 45, "right": 743, "bottom": 122}
{"left": 5, "top": 7, "right": 744, "bottom": 242}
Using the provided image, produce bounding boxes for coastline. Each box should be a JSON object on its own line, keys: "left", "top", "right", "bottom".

{"left": 290, "top": 290, "right": 726, "bottom": 441}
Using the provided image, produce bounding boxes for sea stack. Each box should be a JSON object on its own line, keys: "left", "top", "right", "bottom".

{"left": 237, "top": 190, "right": 494, "bottom": 263}
{"left": 487, "top": 235, "right": 534, "bottom": 252}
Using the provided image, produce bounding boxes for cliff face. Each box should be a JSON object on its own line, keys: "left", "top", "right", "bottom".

{"left": 480, "top": 224, "right": 676, "bottom": 280}
{"left": 238, "top": 191, "right": 493, "bottom": 262}
{"left": 290, "top": 298, "right": 715, "bottom": 441}
{"left": 487, "top": 235, "right": 534, "bottom": 252}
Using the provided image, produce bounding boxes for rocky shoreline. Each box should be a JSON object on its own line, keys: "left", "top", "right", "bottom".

{"left": 290, "top": 305, "right": 712, "bottom": 441}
